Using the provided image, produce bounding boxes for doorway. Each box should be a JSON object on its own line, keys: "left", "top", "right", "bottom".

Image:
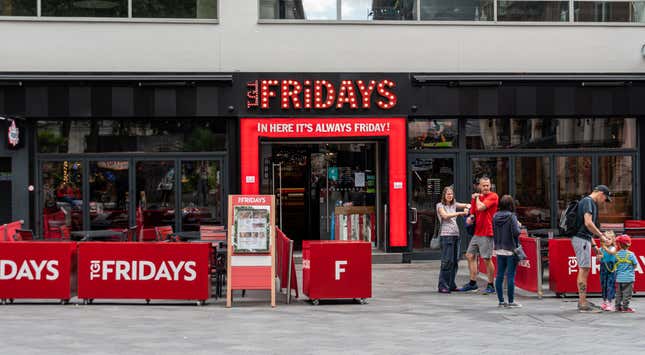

{"left": 260, "top": 141, "right": 380, "bottom": 249}
{"left": 0, "top": 158, "right": 11, "bottom": 224}
{"left": 408, "top": 154, "right": 457, "bottom": 252}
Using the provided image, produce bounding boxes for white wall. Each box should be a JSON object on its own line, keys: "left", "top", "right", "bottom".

{"left": 0, "top": 0, "right": 643, "bottom": 73}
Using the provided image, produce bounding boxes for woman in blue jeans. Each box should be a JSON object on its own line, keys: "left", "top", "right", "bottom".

{"left": 492, "top": 195, "right": 524, "bottom": 307}
{"left": 436, "top": 186, "right": 470, "bottom": 293}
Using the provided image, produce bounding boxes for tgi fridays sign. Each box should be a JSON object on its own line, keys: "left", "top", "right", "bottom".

{"left": 247, "top": 79, "right": 397, "bottom": 110}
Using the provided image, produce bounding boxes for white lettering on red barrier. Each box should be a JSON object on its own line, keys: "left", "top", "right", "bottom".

{"left": 335, "top": 260, "right": 348, "bottom": 280}
{"left": 0, "top": 260, "right": 59, "bottom": 281}
{"left": 89, "top": 260, "right": 197, "bottom": 281}
{"left": 566, "top": 255, "right": 645, "bottom": 275}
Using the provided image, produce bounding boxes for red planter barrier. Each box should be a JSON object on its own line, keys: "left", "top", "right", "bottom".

{"left": 548, "top": 238, "right": 645, "bottom": 296}
{"left": 477, "top": 232, "right": 542, "bottom": 294}
{"left": 77, "top": 242, "right": 211, "bottom": 304}
{"left": 275, "top": 227, "right": 298, "bottom": 302}
{"left": 0, "top": 241, "right": 76, "bottom": 303}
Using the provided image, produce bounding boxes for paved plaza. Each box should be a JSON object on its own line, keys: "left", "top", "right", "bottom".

{"left": 0, "top": 261, "right": 643, "bottom": 355}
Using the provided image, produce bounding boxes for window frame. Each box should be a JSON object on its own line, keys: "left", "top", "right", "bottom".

{"left": 0, "top": 0, "right": 219, "bottom": 23}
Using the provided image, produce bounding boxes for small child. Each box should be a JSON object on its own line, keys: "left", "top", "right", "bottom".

{"left": 614, "top": 235, "right": 638, "bottom": 313}
{"left": 598, "top": 233, "right": 617, "bottom": 311}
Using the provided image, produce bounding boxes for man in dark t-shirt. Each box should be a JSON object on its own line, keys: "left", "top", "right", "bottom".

{"left": 573, "top": 185, "right": 611, "bottom": 313}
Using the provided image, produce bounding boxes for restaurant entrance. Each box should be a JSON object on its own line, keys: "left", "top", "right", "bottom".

{"left": 260, "top": 141, "right": 381, "bottom": 249}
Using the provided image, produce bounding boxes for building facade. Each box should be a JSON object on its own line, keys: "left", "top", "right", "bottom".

{"left": 1, "top": 0, "right": 644, "bottom": 256}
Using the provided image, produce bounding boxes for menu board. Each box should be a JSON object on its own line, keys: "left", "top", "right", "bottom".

{"left": 233, "top": 205, "right": 271, "bottom": 253}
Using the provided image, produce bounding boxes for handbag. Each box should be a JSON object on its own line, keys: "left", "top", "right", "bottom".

{"left": 511, "top": 218, "right": 527, "bottom": 260}
{"left": 465, "top": 214, "right": 476, "bottom": 236}
{"left": 430, "top": 213, "right": 441, "bottom": 250}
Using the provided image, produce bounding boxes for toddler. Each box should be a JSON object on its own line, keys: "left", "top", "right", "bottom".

{"left": 598, "top": 233, "right": 617, "bottom": 311}
{"left": 614, "top": 235, "right": 638, "bottom": 313}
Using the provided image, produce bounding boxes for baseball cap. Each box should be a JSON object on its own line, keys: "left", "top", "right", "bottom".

{"left": 616, "top": 234, "right": 632, "bottom": 247}
{"left": 593, "top": 185, "right": 612, "bottom": 202}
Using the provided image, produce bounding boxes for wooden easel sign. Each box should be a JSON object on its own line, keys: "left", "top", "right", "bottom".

{"left": 226, "top": 195, "right": 276, "bottom": 308}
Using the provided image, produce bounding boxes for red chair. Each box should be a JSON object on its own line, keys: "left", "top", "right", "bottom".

{"left": 15, "top": 229, "right": 34, "bottom": 241}
{"left": 154, "top": 226, "right": 174, "bottom": 242}
{"left": 139, "top": 228, "right": 157, "bottom": 242}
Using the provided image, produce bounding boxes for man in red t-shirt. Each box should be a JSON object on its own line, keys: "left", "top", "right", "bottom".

{"left": 459, "top": 177, "right": 499, "bottom": 293}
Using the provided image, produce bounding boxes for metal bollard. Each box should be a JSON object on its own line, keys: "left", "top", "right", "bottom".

{"left": 536, "top": 238, "right": 543, "bottom": 299}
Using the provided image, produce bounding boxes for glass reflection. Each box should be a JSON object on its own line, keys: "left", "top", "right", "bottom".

{"left": 421, "top": 0, "right": 494, "bottom": 20}
{"left": 599, "top": 156, "right": 633, "bottom": 223}
{"left": 408, "top": 119, "right": 458, "bottom": 149}
{"left": 556, "top": 156, "right": 592, "bottom": 218}
{"left": 89, "top": 161, "right": 129, "bottom": 230}
{"left": 515, "top": 157, "right": 551, "bottom": 230}
{"left": 471, "top": 157, "right": 509, "bottom": 194}
{"left": 181, "top": 161, "right": 222, "bottom": 230}
{"left": 136, "top": 161, "right": 175, "bottom": 229}
{"left": 41, "top": 161, "right": 83, "bottom": 238}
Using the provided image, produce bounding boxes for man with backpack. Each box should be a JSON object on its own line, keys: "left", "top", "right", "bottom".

{"left": 572, "top": 185, "right": 611, "bottom": 313}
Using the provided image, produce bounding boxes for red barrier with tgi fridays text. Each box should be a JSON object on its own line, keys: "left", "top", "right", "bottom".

{"left": 77, "top": 242, "right": 211, "bottom": 302}
{"left": 549, "top": 238, "right": 645, "bottom": 295}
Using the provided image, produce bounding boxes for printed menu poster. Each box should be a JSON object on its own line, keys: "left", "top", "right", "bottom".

{"left": 233, "top": 205, "right": 271, "bottom": 253}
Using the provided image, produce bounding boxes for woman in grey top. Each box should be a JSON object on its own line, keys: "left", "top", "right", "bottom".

{"left": 436, "top": 186, "right": 470, "bottom": 293}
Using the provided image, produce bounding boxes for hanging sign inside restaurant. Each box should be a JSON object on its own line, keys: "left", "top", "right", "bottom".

{"left": 7, "top": 120, "right": 19, "bottom": 149}
{"left": 247, "top": 79, "right": 397, "bottom": 110}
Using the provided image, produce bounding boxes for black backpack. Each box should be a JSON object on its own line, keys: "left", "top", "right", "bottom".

{"left": 559, "top": 200, "right": 580, "bottom": 237}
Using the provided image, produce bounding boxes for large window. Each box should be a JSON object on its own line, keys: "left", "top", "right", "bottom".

{"left": 466, "top": 118, "right": 636, "bottom": 150}
{"left": 599, "top": 156, "right": 633, "bottom": 223}
{"left": 471, "top": 157, "right": 509, "bottom": 194}
{"left": 556, "top": 156, "right": 592, "bottom": 218}
{"left": 259, "top": 0, "right": 645, "bottom": 22}
{"left": 37, "top": 120, "right": 227, "bottom": 154}
{"left": 3, "top": 0, "right": 217, "bottom": 19}
{"left": 515, "top": 157, "right": 551, "bottom": 229}
{"left": 408, "top": 119, "right": 458, "bottom": 150}
{"left": 260, "top": 0, "right": 416, "bottom": 20}
{"left": 0, "top": 0, "right": 36, "bottom": 16}
{"left": 575, "top": 1, "right": 645, "bottom": 22}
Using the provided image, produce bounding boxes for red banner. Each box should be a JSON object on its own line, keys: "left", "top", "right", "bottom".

{"left": 77, "top": 242, "right": 211, "bottom": 301}
{"left": 477, "top": 234, "right": 540, "bottom": 293}
{"left": 549, "top": 238, "right": 645, "bottom": 294}
{"left": 0, "top": 242, "right": 75, "bottom": 301}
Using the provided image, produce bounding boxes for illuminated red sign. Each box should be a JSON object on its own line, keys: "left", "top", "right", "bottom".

{"left": 247, "top": 79, "right": 397, "bottom": 110}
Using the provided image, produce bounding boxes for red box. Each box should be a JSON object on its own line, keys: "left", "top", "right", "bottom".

{"left": 549, "top": 238, "right": 645, "bottom": 296}
{"left": 77, "top": 242, "right": 211, "bottom": 303}
{"left": 302, "top": 240, "right": 371, "bottom": 304}
{"left": 0, "top": 241, "right": 76, "bottom": 303}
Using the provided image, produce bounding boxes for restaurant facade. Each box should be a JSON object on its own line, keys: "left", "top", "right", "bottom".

{"left": 1, "top": 72, "right": 644, "bottom": 257}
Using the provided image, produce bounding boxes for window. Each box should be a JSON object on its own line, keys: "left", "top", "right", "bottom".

{"left": 42, "top": 0, "right": 128, "bottom": 17}
{"left": 41, "top": 161, "right": 84, "bottom": 236}
{"left": 466, "top": 118, "right": 636, "bottom": 149}
{"left": 408, "top": 119, "right": 458, "bottom": 150}
{"left": 575, "top": 1, "right": 645, "bottom": 22}
{"left": 37, "top": 120, "right": 227, "bottom": 154}
{"left": 0, "top": 0, "right": 36, "bottom": 16}
{"left": 2, "top": 0, "right": 217, "bottom": 19}
{"left": 515, "top": 157, "right": 551, "bottom": 229}
{"left": 498, "top": 1, "right": 569, "bottom": 21}
{"left": 133, "top": 0, "right": 217, "bottom": 19}
{"left": 599, "top": 156, "right": 633, "bottom": 223}
{"left": 421, "top": 0, "right": 494, "bottom": 20}
{"left": 260, "top": 0, "right": 416, "bottom": 20}
{"left": 556, "top": 156, "right": 592, "bottom": 217}
{"left": 471, "top": 157, "right": 509, "bottom": 195}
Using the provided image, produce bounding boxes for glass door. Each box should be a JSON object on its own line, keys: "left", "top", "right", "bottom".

{"left": 0, "top": 158, "right": 11, "bottom": 224}
{"left": 408, "top": 155, "right": 457, "bottom": 251}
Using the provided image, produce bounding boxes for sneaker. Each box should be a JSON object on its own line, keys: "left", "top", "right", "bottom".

{"left": 615, "top": 305, "right": 623, "bottom": 312}
{"left": 498, "top": 302, "right": 508, "bottom": 308}
{"left": 578, "top": 303, "right": 603, "bottom": 313}
{"left": 457, "top": 283, "right": 478, "bottom": 292}
{"left": 482, "top": 285, "right": 495, "bottom": 294}
{"left": 622, "top": 307, "right": 635, "bottom": 313}
{"left": 601, "top": 302, "right": 609, "bottom": 311}
{"left": 606, "top": 303, "right": 616, "bottom": 312}
{"left": 438, "top": 288, "right": 451, "bottom": 294}
{"left": 507, "top": 302, "right": 523, "bottom": 308}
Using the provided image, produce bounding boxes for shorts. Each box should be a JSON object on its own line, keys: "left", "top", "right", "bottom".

{"left": 466, "top": 236, "right": 493, "bottom": 259}
{"left": 572, "top": 236, "right": 592, "bottom": 268}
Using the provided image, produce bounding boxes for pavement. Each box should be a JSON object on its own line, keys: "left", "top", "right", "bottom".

{"left": 0, "top": 261, "right": 643, "bottom": 355}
